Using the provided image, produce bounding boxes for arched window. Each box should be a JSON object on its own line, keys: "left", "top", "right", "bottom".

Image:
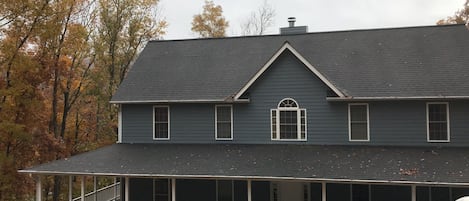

{"left": 271, "top": 98, "right": 307, "bottom": 140}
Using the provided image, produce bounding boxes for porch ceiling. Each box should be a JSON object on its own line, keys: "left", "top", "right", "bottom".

{"left": 19, "top": 144, "right": 469, "bottom": 185}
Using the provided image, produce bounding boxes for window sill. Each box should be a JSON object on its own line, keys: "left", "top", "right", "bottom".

{"left": 427, "top": 140, "right": 450, "bottom": 143}
{"left": 349, "top": 139, "right": 370, "bottom": 142}
{"left": 215, "top": 138, "right": 233, "bottom": 141}
{"left": 153, "top": 138, "right": 170, "bottom": 141}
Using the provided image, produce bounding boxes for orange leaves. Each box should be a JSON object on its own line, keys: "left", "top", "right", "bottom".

{"left": 191, "top": 0, "right": 229, "bottom": 38}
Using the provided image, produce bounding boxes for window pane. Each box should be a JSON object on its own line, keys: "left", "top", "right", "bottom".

{"left": 280, "top": 111, "right": 297, "bottom": 123}
{"left": 272, "top": 110, "right": 277, "bottom": 139}
{"left": 217, "top": 122, "right": 231, "bottom": 138}
{"left": 429, "top": 122, "right": 448, "bottom": 141}
{"left": 428, "top": 104, "right": 447, "bottom": 121}
{"left": 155, "top": 123, "right": 168, "bottom": 138}
{"left": 300, "top": 110, "right": 306, "bottom": 139}
{"left": 279, "top": 99, "right": 298, "bottom": 108}
{"left": 217, "top": 106, "right": 231, "bottom": 122}
{"left": 351, "top": 123, "right": 367, "bottom": 140}
{"left": 280, "top": 125, "right": 297, "bottom": 139}
{"left": 154, "top": 107, "right": 168, "bottom": 122}
{"left": 350, "top": 105, "right": 367, "bottom": 121}
{"left": 217, "top": 180, "right": 233, "bottom": 201}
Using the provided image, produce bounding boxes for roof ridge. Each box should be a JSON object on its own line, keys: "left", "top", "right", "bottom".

{"left": 150, "top": 24, "right": 466, "bottom": 43}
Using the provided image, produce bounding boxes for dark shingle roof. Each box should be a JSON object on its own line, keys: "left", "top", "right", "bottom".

{"left": 20, "top": 144, "right": 469, "bottom": 185}
{"left": 111, "top": 25, "right": 469, "bottom": 103}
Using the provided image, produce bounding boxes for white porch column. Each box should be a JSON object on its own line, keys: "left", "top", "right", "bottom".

{"left": 36, "top": 176, "right": 42, "bottom": 201}
{"left": 171, "top": 178, "right": 176, "bottom": 201}
{"left": 81, "top": 176, "right": 85, "bottom": 201}
{"left": 69, "top": 176, "right": 73, "bottom": 201}
{"left": 93, "top": 176, "right": 97, "bottom": 201}
{"left": 125, "top": 177, "right": 130, "bottom": 201}
{"left": 247, "top": 179, "right": 252, "bottom": 201}
{"left": 412, "top": 185, "right": 416, "bottom": 201}
{"left": 322, "top": 182, "right": 326, "bottom": 201}
{"left": 114, "top": 177, "right": 117, "bottom": 200}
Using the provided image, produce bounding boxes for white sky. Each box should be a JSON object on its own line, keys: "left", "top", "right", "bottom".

{"left": 158, "top": 0, "right": 466, "bottom": 40}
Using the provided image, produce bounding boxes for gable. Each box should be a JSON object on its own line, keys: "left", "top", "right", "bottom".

{"left": 234, "top": 42, "right": 345, "bottom": 100}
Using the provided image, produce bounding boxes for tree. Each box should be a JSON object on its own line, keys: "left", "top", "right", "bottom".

{"left": 240, "top": 0, "right": 276, "bottom": 36}
{"left": 93, "top": 0, "right": 167, "bottom": 143}
{"left": 0, "top": 0, "right": 167, "bottom": 200}
{"left": 437, "top": 0, "right": 469, "bottom": 26}
{"left": 191, "top": 0, "right": 229, "bottom": 38}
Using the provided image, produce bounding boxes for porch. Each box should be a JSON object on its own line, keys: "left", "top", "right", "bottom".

{"left": 33, "top": 176, "right": 469, "bottom": 201}
{"left": 22, "top": 144, "right": 469, "bottom": 201}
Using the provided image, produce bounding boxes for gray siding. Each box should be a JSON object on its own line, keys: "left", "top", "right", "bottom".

{"left": 121, "top": 50, "right": 469, "bottom": 146}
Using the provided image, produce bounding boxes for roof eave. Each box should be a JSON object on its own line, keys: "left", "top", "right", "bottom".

{"left": 327, "top": 96, "right": 469, "bottom": 101}
{"left": 18, "top": 170, "right": 469, "bottom": 187}
{"left": 110, "top": 99, "right": 250, "bottom": 104}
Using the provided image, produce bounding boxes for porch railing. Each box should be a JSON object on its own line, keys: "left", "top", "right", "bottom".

{"left": 72, "top": 182, "right": 120, "bottom": 201}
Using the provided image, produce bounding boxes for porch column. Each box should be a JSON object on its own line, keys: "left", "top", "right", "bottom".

{"left": 247, "top": 179, "right": 252, "bottom": 201}
{"left": 36, "top": 176, "right": 42, "bottom": 201}
{"left": 411, "top": 185, "right": 416, "bottom": 201}
{"left": 113, "top": 177, "right": 117, "bottom": 200}
{"left": 69, "top": 176, "right": 72, "bottom": 201}
{"left": 321, "top": 182, "right": 326, "bottom": 201}
{"left": 125, "top": 177, "right": 129, "bottom": 201}
{"left": 93, "top": 176, "right": 97, "bottom": 201}
{"left": 81, "top": 176, "right": 85, "bottom": 201}
{"left": 171, "top": 178, "right": 176, "bottom": 201}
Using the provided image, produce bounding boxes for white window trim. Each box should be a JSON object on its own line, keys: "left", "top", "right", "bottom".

{"left": 271, "top": 98, "right": 307, "bottom": 141}
{"left": 426, "top": 102, "right": 450, "bottom": 143}
{"left": 348, "top": 103, "right": 370, "bottom": 142}
{"left": 215, "top": 105, "right": 233, "bottom": 140}
{"left": 117, "top": 104, "right": 122, "bottom": 143}
{"left": 153, "top": 105, "right": 170, "bottom": 140}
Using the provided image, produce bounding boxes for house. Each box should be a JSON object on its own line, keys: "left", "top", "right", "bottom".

{"left": 20, "top": 21, "right": 469, "bottom": 201}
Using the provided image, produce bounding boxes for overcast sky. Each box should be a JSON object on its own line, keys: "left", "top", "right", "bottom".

{"left": 158, "top": 0, "right": 466, "bottom": 40}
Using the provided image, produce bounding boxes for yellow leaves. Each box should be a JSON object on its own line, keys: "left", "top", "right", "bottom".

{"left": 191, "top": 0, "right": 229, "bottom": 38}
{"left": 437, "top": 0, "right": 469, "bottom": 25}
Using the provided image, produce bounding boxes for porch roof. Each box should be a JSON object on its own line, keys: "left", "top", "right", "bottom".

{"left": 20, "top": 144, "right": 469, "bottom": 185}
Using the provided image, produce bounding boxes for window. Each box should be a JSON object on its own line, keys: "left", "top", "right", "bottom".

{"left": 153, "top": 106, "right": 170, "bottom": 140}
{"left": 154, "top": 179, "right": 171, "bottom": 201}
{"left": 215, "top": 105, "right": 233, "bottom": 140}
{"left": 271, "top": 98, "right": 306, "bottom": 140}
{"left": 348, "top": 103, "right": 369, "bottom": 141}
{"left": 427, "top": 103, "right": 449, "bottom": 142}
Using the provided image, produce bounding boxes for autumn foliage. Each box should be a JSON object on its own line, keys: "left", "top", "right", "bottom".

{"left": 437, "top": 0, "right": 469, "bottom": 25}
{"left": 0, "top": 0, "right": 166, "bottom": 200}
{"left": 191, "top": 0, "right": 229, "bottom": 38}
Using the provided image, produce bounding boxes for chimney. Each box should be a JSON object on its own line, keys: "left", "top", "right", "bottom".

{"left": 280, "top": 17, "right": 308, "bottom": 35}
{"left": 288, "top": 17, "right": 296, "bottom": 27}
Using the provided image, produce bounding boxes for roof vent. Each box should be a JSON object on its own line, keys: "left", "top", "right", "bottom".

{"left": 280, "top": 17, "right": 308, "bottom": 35}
